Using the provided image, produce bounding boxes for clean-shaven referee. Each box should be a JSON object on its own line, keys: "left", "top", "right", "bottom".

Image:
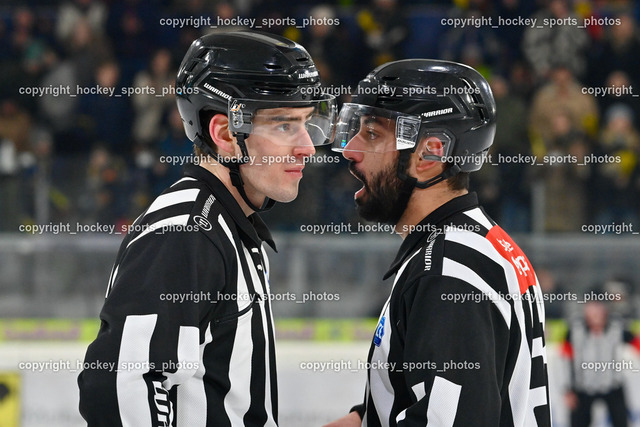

{"left": 78, "top": 31, "right": 336, "bottom": 426}
{"left": 326, "top": 60, "right": 551, "bottom": 426}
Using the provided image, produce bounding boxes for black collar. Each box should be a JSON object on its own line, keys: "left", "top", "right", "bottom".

{"left": 184, "top": 164, "right": 277, "bottom": 251}
{"left": 383, "top": 192, "right": 479, "bottom": 280}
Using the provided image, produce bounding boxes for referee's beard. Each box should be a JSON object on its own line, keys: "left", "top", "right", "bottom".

{"left": 349, "top": 161, "right": 414, "bottom": 225}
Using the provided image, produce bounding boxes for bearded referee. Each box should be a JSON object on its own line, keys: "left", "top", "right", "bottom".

{"left": 326, "top": 60, "right": 551, "bottom": 426}
{"left": 77, "top": 31, "right": 336, "bottom": 426}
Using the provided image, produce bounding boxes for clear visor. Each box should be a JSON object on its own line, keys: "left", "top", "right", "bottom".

{"left": 228, "top": 95, "right": 337, "bottom": 146}
{"left": 332, "top": 104, "right": 455, "bottom": 158}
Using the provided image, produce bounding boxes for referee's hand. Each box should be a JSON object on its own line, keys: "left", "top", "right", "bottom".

{"left": 323, "top": 411, "right": 362, "bottom": 427}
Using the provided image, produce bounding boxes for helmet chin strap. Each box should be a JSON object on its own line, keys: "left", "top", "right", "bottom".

{"left": 195, "top": 134, "right": 276, "bottom": 213}
{"left": 396, "top": 150, "right": 462, "bottom": 190}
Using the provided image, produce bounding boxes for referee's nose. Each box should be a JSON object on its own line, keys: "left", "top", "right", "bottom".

{"left": 293, "top": 128, "right": 316, "bottom": 159}
{"left": 341, "top": 135, "right": 365, "bottom": 163}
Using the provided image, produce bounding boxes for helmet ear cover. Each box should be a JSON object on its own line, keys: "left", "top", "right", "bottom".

{"left": 396, "top": 145, "right": 462, "bottom": 190}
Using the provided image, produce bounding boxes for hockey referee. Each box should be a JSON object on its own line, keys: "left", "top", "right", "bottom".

{"left": 325, "top": 60, "right": 551, "bottom": 426}
{"left": 77, "top": 31, "right": 336, "bottom": 426}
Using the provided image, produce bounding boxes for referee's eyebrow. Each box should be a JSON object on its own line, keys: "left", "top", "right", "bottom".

{"left": 270, "top": 115, "right": 301, "bottom": 122}
{"left": 363, "top": 116, "right": 385, "bottom": 126}
{"left": 268, "top": 112, "right": 314, "bottom": 122}
{"left": 260, "top": 106, "right": 315, "bottom": 122}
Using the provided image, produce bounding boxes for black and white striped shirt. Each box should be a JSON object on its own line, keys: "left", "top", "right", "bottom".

{"left": 564, "top": 320, "right": 640, "bottom": 395}
{"left": 355, "top": 193, "right": 551, "bottom": 427}
{"left": 78, "top": 164, "right": 278, "bottom": 427}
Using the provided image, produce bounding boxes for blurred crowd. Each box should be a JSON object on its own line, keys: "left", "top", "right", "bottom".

{"left": 1, "top": 0, "right": 640, "bottom": 233}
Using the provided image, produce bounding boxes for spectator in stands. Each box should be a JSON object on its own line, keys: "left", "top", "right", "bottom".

{"left": 62, "top": 16, "right": 112, "bottom": 86}
{"left": 40, "top": 19, "right": 111, "bottom": 146}
{"left": 0, "top": 99, "right": 31, "bottom": 231}
{"left": 149, "top": 106, "right": 192, "bottom": 196}
{"left": 77, "top": 61, "right": 132, "bottom": 156}
{"left": 356, "top": 0, "right": 408, "bottom": 67}
{"left": 6, "top": 8, "right": 55, "bottom": 113}
{"left": 562, "top": 292, "right": 640, "bottom": 427}
{"left": 299, "top": 5, "right": 368, "bottom": 88}
{"left": 522, "top": 0, "right": 590, "bottom": 80}
{"left": 440, "top": 8, "right": 501, "bottom": 74}
{"left": 131, "top": 48, "right": 175, "bottom": 146}
{"left": 538, "top": 110, "right": 591, "bottom": 232}
{"left": 56, "top": 0, "right": 107, "bottom": 45}
{"left": 0, "top": 99, "right": 31, "bottom": 157}
{"left": 9, "top": 7, "right": 37, "bottom": 62}
{"left": 78, "top": 144, "right": 127, "bottom": 226}
{"left": 595, "top": 71, "right": 640, "bottom": 126}
{"left": 21, "top": 127, "right": 57, "bottom": 224}
{"left": 530, "top": 63, "right": 599, "bottom": 143}
{"left": 492, "top": 0, "right": 538, "bottom": 69}
{"left": 587, "top": 13, "right": 640, "bottom": 90}
{"left": 483, "top": 74, "right": 531, "bottom": 231}
{"left": 106, "top": 0, "right": 159, "bottom": 85}
{"left": 507, "top": 60, "right": 536, "bottom": 101}
{"left": 592, "top": 104, "right": 640, "bottom": 225}
{"left": 38, "top": 58, "right": 79, "bottom": 137}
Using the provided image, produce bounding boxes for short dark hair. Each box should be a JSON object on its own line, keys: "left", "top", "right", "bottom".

{"left": 447, "top": 171, "right": 469, "bottom": 191}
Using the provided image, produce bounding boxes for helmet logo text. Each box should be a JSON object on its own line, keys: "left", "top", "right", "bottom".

{"left": 421, "top": 108, "right": 453, "bottom": 118}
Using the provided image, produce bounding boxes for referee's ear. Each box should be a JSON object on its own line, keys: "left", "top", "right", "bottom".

{"left": 415, "top": 137, "right": 444, "bottom": 169}
{"left": 409, "top": 136, "right": 446, "bottom": 185}
{"left": 208, "top": 114, "right": 237, "bottom": 156}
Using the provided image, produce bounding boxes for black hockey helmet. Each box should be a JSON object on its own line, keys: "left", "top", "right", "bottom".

{"left": 333, "top": 59, "right": 496, "bottom": 188}
{"left": 175, "top": 30, "right": 336, "bottom": 210}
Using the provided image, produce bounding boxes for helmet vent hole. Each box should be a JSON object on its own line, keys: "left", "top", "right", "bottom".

{"left": 296, "top": 57, "right": 309, "bottom": 62}
{"left": 252, "top": 82, "right": 298, "bottom": 95}
{"left": 477, "top": 107, "right": 486, "bottom": 122}
{"left": 382, "top": 76, "right": 398, "bottom": 81}
{"left": 470, "top": 93, "right": 486, "bottom": 121}
{"left": 264, "top": 63, "right": 283, "bottom": 71}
